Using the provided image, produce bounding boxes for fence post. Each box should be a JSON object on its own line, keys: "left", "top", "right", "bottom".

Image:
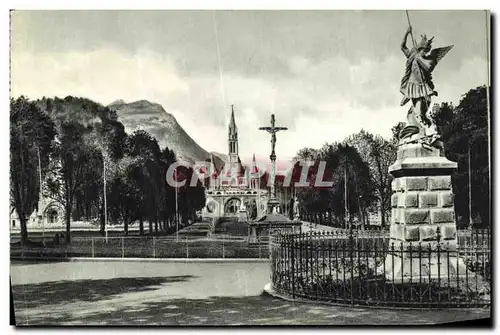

{"left": 222, "top": 235, "right": 225, "bottom": 259}
{"left": 186, "top": 236, "right": 189, "bottom": 259}
{"left": 259, "top": 241, "right": 261, "bottom": 259}
{"left": 91, "top": 237, "right": 95, "bottom": 258}
{"left": 268, "top": 232, "right": 272, "bottom": 260}
{"left": 291, "top": 234, "right": 295, "bottom": 299}
{"left": 121, "top": 237, "right": 124, "bottom": 258}
{"left": 153, "top": 236, "right": 156, "bottom": 258}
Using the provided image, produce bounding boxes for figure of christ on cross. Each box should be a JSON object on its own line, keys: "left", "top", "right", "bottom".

{"left": 258, "top": 114, "right": 288, "bottom": 160}
{"left": 259, "top": 114, "right": 288, "bottom": 214}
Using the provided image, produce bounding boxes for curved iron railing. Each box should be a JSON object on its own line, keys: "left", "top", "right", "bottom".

{"left": 270, "top": 229, "right": 491, "bottom": 308}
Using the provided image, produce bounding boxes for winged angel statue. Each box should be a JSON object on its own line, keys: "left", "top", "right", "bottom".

{"left": 399, "top": 26, "right": 453, "bottom": 147}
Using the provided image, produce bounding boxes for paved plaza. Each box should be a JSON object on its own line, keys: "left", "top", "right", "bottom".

{"left": 11, "top": 260, "right": 489, "bottom": 325}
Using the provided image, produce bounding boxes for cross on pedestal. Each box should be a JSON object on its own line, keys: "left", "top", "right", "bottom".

{"left": 259, "top": 114, "right": 288, "bottom": 214}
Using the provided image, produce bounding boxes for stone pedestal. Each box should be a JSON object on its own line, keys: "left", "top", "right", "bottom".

{"left": 248, "top": 224, "right": 258, "bottom": 243}
{"left": 237, "top": 209, "right": 248, "bottom": 222}
{"left": 382, "top": 143, "right": 467, "bottom": 282}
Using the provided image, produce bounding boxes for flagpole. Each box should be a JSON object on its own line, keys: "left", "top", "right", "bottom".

{"left": 37, "top": 145, "right": 45, "bottom": 242}
{"left": 104, "top": 153, "right": 108, "bottom": 243}
{"left": 175, "top": 167, "right": 179, "bottom": 242}
{"left": 345, "top": 166, "right": 349, "bottom": 230}
{"left": 257, "top": 187, "right": 260, "bottom": 218}
{"left": 468, "top": 142, "right": 473, "bottom": 230}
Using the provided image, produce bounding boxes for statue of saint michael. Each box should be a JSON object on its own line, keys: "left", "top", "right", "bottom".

{"left": 399, "top": 26, "right": 453, "bottom": 147}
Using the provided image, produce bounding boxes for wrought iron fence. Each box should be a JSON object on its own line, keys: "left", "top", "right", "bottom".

{"left": 270, "top": 229, "right": 491, "bottom": 308}
{"left": 301, "top": 211, "right": 389, "bottom": 230}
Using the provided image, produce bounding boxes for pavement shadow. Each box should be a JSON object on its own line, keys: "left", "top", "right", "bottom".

{"left": 11, "top": 259, "right": 71, "bottom": 266}
{"left": 12, "top": 275, "right": 195, "bottom": 310}
{"left": 13, "top": 293, "right": 491, "bottom": 326}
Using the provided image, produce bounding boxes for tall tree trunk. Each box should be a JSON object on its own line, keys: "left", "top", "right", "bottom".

{"left": 379, "top": 196, "right": 385, "bottom": 227}
{"left": 139, "top": 217, "right": 144, "bottom": 236}
{"left": 19, "top": 216, "right": 28, "bottom": 245}
{"left": 149, "top": 220, "right": 153, "bottom": 235}
{"left": 154, "top": 220, "right": 158, "bottom": 233}
{"left": 100, "top": 207, "right": 105, "bottom": 236}
{"left": 358, "top": 203, "right": 364, "bottom": 230}
{"left": 65, "top": 205, "right": 71, "bottom": 244}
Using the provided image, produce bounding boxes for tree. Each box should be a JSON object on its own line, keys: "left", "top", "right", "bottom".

{"left": 431, "top": 102, "right": 454, "bottom": 136}
{"left": 324, "top": 143, "right": 374, "bottom": 227}
{"left": 41, "top": 96, "right": 127, "bottom": 240}
{"left": 345, "top": 130, "right": 397, "bottom": 227}
{"left": 46, "top": 121, "right": 100, "bottom": 243}
{"left": 10, "top": 97, "right": 56, "bottom": 244}
{"left": 437, "top": 86, "right": 490, "bottom": 228}
{"left": 292, "top": 142, "right": 373, "bottom": 227}
{"left": 108, "top": 164, "right": 142, "bottom": 235}
{"left": 159, "top": 147, "right": 178, "bottom": 230}
{"left": 126, "top": 130, "right": 165, "bottom": 234}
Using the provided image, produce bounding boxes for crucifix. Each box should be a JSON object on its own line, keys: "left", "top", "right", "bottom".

{"left": 259, "top": 114, "right": 288, "bottom": 213}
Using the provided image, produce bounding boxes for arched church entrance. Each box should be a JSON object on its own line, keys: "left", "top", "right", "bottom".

{"left": 224, "top": 198, "right": 241, "bottom": 214}
{"left": 43, "top": 202, "right": 64, "bottom": 226}
{"left": 47, "top": 208, "right": 59, "bottom": 224}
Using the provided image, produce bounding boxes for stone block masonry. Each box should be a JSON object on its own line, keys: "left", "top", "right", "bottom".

{"left": 381, "top": 144, "right": 465, "bottom": 282}
{"left": 390, "top": 180, "right": 456, "bottom": 243}
{"left": 405, "top": 177, "right": 428, "bottom": 191}
{"left": 387, "top": 148, "right": 458, "bottom": 246}
{"left": 428, "top": 176, "right": 452, "bottom": 190}
{"left": 438, "top": 191, "right": 454, "bottom": 208}
{"left": 419, "top": 192, "right": 437, "bottom": 208}
{"left": 430, "top": 208, "right": 455, "bottom": 224}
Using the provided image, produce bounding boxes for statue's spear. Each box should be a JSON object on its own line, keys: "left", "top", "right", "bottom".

{"left": 405, "top": 10, "right": 417, "bottom": 48}
{"left": 405, "top": 10, "right": 431, "bottom": 115}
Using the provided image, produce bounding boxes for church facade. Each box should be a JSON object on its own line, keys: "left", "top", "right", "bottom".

{"left": 202, "top": 106, "right": 269, "bottom": 220}
{"left": 10, "top": 191, "right": 65, "bottom": 231}
{"left": 10, "top": 148, "right": 65, "bottom": 231}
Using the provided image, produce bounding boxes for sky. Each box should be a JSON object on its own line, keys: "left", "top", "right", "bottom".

{"left": 10, "top": 10, "right": 489, "bottom": 162}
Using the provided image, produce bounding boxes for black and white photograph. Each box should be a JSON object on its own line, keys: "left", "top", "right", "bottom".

{"left": 8, "top": 8, "right": 491, "bottom": 326}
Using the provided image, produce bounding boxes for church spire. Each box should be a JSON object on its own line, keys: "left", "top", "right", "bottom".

{"left": 228, "top": 104, "right": 237, "bottom": 137}
{"left": 228, "top": 104, "right": 239, "bottom": 161}
{"left": 250, "top": 153, "right": 259, "bottom": 189}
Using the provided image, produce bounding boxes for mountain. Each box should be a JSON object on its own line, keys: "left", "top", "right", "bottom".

{"left": 209, "top": 151, "right": 228, "bottom": 162}
{"left": 108, "top": 100, "right": 210, "bottom": 163}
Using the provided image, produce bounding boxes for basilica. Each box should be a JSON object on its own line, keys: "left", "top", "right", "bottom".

{"left": 202, "top": 106, "right": 269, "bottom": 220}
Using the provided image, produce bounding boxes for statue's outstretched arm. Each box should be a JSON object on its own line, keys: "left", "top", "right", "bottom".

{"left": 401, "top": 27, "right": 412, "bottom": 57}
